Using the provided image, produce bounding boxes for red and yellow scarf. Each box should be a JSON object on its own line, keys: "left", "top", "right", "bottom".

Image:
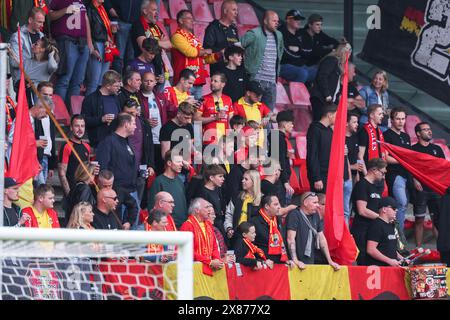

{"left": 187, "top": 215, "right": 215, "bottom": 275}
{"left": 6, "top": 96, "right": 15, "bottom": 134}
{"left": 93, "top": 0, "right": 119, "bottom": 63}
{"left": 144, "top": 222, "right": 164, "bottom": 254}
{"left": 174, "top": 28, "right": 208, "bottom": 79}
{"left": 243, "top": 238, "right": 267, "bottom": 261}
{"left": 259, "top": 209, "right": 287, "bottom": 261}
{"left": 140, "top": 15, "right": 163, "bottom": 40}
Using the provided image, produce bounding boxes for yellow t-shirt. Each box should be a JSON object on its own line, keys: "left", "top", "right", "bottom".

{"left": 238, "top": 194, "right": 254, "bottom": 225}
{"left": 31, "top": 206, "right": 52, "bottom": 229}
{"left": 174, "top": 87, "right": 189, "bottom": 106}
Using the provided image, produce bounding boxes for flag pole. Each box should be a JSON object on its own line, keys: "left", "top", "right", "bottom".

{"left": 0, "top": 42, "right": 8, "bottom": 227}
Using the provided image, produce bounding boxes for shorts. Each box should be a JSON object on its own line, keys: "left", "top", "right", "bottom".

{"left": 413, "top": 190, "right": 441, "bottom": 222}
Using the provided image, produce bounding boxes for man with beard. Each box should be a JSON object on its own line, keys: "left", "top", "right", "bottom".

{"left": 58, "top": 115, "right": 92, "bottom": 196}
{"left": 194, "top": 72, "right": 233, "bottom": 148}
{"left": 412, "top": 122, "right": 445, "bottom": 247}
{"left": 350, "top": 158, "right": 387, "bottom": 265}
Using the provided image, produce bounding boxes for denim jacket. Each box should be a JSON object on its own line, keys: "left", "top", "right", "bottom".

{"left": 359, "top": 85, "right": 390, "bottom": 117}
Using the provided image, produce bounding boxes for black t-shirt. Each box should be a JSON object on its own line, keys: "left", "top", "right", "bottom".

{"left": 59, "top": 140, "right": 91, "bottom": 191}
{"left": 220, "top": 66, "right": 246, "bottom": 102}
{"left": 352, "top": 178, "right": 382, "bottom": 228}
{"left": 3, "top": 206, "right": 20, "bottom": 227}
{"left": 366, "top": 218, "right": 397, "bottom": 266}
{"left": 346, "top": 134, "right": 359, "bottom": 175}
{"left": 383, "top": 129, "right": 411, "bottom": 179}
{"left": 279, "top": 25, "right": 308, "bottom": 66}
{"left": 198, "top": 186, "right": 223, "bottom": 216}
{"left": 358, "top": 127, "right": 383, "bottom": 164}
{"left": 286, "top": 209, "right": 323, "bottom": 264}
{"left": 159, "top": 120, "right": 194, "bottom": 150}
{"left": 411, "top": 142, "right": 445, "bottom": 192}
{"left": 92, "top": 208, "right": 121, "bottom": 230}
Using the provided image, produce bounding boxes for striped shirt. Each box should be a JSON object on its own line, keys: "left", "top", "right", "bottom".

{"left": 255, "top": 32, "right": 277, "bottom": 83}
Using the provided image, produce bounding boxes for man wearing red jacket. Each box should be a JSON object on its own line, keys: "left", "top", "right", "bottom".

{"left": 23, "top": 184, "right": 60, "bottom": 228}
{"left": 171, "top": 10, "right": 220, "bottom": 100}
{"left": 180, "top": 198, "right": 223, "bottom": 276}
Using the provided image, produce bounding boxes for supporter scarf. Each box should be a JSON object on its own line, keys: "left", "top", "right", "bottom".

{"left": 174, "top": 28, "right": 208, "bottom": 79}
{"left": 364, "top": 122, "right": 386, "bottom": 161}
{"left": 6, "top": 96, "right": 15, "bottom": 134}
{"left": 259, "top": 209, "right": 288, "bottom": 261}
{"left": 144, "top": 222, "right": 164, "bottom": 254}
{"left": 187, "top": 215, "right": 215, "bottom": 275}
{"left": 34, "top": 0, "right": 48, "bottom": 14}
{"left": 166, "top": 214, "right": 177, "bottom": 231}
{"left": 94, "top": 0, "right": 119, "bottom": 63}
{"left": 140, "top": 15, "right": 163, "bottom": 40}
{"left": 364, "top": 122, "right": 388, "bottom": 196}
{"left": 243, "top": 238, "right": 267, "bottom": 261}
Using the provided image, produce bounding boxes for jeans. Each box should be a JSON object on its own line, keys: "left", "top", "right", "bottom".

{"left": 255, "top": 80, "right": 276, "bottom": 111}
{"left": 343, "top": 179, "right": 353, "bottom": 226}
{"left": 55, "top": 39, "right": 90, "bottom": 107}
{"left": 280, "top": 64, "right": 317, "bottom": 83}
{"left": 85, "top": 42, "right": 110, "bottom": 95}
{"left": 36, "top": 156, "right": 49, "bottom": 185}
{"left": 392, "top": 175, "right": 408, "bottom": 232}
{"left": 112, "top": 21, "right": 134, "bottom": 73}
{"left": 190, "top": 85, "right": 203, "bottom": 101}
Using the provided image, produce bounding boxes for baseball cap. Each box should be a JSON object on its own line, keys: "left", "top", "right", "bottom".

{"left": 286, "top": 9, "right": 305, "bottom": 20}
{"left": 378, "top": 197, "right": 398, "bottom": 210}
{"left": 245, "top": 81, "right": 264, "bottom": 96}
{"left": 5, "top": 177, "right": 18, "bottom": 189}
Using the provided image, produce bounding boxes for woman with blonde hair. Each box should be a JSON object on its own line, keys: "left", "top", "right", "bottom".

{"left": 224, "top": 170, "right": 262, "bottom": 247}
{"left": 359, "top": 70, "right": 390, "bottom": 129}
{"left": 309, "top": 42, "right": 352, "bottom": 121}
{"left": 64, "top": 162, "right": 97, "bottom": 226}
{"left": 66, "top": 202, "right": 95, "bottom": 230}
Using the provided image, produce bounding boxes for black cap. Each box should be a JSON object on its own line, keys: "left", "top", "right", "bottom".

{"left": 276, "top": 110, "right": 294, "bottom": 123}
{"left": 286, "top": 9, "right": 305, "bottom": 20}
{"left": 245, "top": 81, "right": 264, "bottom": 96}
{"left": 378, "top": 197, "right": 398, "bottom": 210}
{"left": 5, "top": 178, "right": 18, "bottom": 189}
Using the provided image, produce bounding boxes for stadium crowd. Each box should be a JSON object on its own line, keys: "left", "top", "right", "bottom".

{"left": 2, "top": 0, "right": 449, "bottom": 272}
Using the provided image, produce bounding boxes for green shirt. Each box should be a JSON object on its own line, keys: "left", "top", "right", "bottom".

{"left": 147, "top": 174, "right": 187, "bottom": 228}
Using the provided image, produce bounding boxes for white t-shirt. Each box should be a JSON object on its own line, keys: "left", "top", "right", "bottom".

{"left": 143, "top": 92, "right": 162, "bottom": 144}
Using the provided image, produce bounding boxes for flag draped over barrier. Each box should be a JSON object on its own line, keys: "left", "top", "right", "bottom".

{"left": 323, "top": 53, "right": 358, "bottom": 265}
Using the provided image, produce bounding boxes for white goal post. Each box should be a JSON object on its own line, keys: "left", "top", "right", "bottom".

{"left": 0, "top": 228, "right": 193, "bottom": 300}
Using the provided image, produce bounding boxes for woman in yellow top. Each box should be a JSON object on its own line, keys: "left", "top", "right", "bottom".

{"left": 224, "top": 170, "right": 261, "bottom": 247}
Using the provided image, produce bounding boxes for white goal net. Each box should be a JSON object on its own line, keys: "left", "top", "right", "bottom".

{"left": 0, "top": 228, "right": 193, "bottom": 300}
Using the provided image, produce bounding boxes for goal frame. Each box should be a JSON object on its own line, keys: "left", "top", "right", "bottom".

{"left": 0, "top": 227, "right": 193, "bottom": 300}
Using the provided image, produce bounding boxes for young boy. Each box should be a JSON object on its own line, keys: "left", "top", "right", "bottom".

{"left": 219, "top": 46, "right": 247, "bottom": 102}
{"left": 235, "top": 222, "right": 273, "bottom": 270}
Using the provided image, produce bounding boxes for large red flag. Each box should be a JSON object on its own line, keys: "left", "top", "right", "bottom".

{"left": 381, "top": 141, "right": 450, "bottom": 196}
{"left": 323, "top": 53, "right": 358, "bottom": 265}
{"left": 7, "top": 26, "right": 40, "bottom": 184}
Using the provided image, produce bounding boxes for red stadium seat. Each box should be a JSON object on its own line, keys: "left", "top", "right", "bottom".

{"left": 405, "top": 115, "right": 421, "bottom": 140}
{"left": 169, "top": 0, "right": 188, "bottom": 19}
{"left": 52, "top": 94, "right": 71, "bottom": 125}
{"left": 295, "top": 135, "right": 307, "bottom": 159}
{"left": 161, "top": 51, "right": 174, "bottom": 77}
{"left": 70, "top": 95, "right": 85, "bottom": 115}
{"left": 237, "top": 3, "right": 259, "bottom": 25}
{"left": 158, "top": 1, "right": 170, "bottom": 21}
{"left": 193, "top": 22, "right": 209, "bottom": 41}
{"left": 276, "top": 82, "right": 291, "bottom": 105}
{"left": 202, "top": 77, "right": 212, "bottom": 96}
{"left": 165, "top": 19, "right": 179, "bottom": 35}
{"left": 287, "top": 106, "right": 312, "bottom": 135}
{"left": 289, "top": 82, "right": 311, "bottom": 110}
{"left": 236, "top": 24, "right": 256, "bottom": 37}
{"left": 192, "top": 0, "right": 214, "bottom": 22}
{"left": 213, "top": 0, "right": 223, "bottom": 19}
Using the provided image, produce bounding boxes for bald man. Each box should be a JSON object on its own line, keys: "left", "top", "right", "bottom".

{"left": 204, "top": 0, "right": 239, "bottom": 73}
{"left": 92, "top": 188, "right": 122, "bottom": 230}
{"left": 241, "top": 10, "right": 284, "bottom": 111}
{"left": 151, "top": 191, "right": 177, "bottom": 231}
